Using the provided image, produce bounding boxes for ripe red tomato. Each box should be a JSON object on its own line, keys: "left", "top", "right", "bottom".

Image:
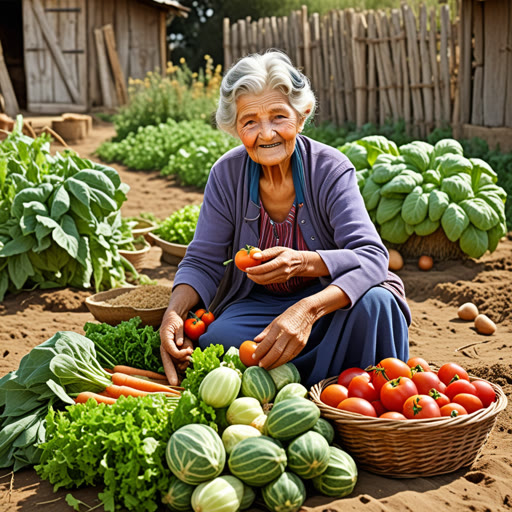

{"left": 452, "top": 393, "right": 483, "bottom": 414}
{"left": 379, "top": 411, "right": 407, "bottom": 420}
{"left": 437, "top": 362, "right": 470, "bottom": 385}
{"left": 234, "top": 245, "right": 262, "bottom": 271}
{"left": 407, "top": 357, "right": 432, "bottom": 372}
{"left": 440, "top": 403, "right": 468, "bottom": 417}
{"left": 472, "top": 380, "right": 496, "bottom": 408}
{"left": 348, "top": 375, "right": 378, "bottom": 402}
{"left": 371, "top": 357, "right": 412, "bottom": 393}
{"left": 239, "top": 340, "right": 260, "bottom": 367}
{"left": 380, "top": 377, "right": 418, "bottom": 412}
{"left": 402, "top": 394, "right": 441, "bottom": 419}
{"left": 371, "top": 400, "right": 387, "bottom": 417}
{"left": 194, "top": 309, "right": 215, "bottom": 327}
{"left": 445, "top": 379, "right": 477, "bottom": 401}
{"left": 428, "top": 389, "right": 450, "bottom": 408}
{"left": 184, "top": 317, "right": 206, "bottom": 341}
{"left": 411, "top": 371, "right": 443, "bottom": 395}
{"left": 320, "top": 384, "right": 349, "bottom": 408}
{"left": 337, "top": 397, "right": 377, "bottom": 417}
{"left": 337, "top": 367, "right": 369, "bottom": 388}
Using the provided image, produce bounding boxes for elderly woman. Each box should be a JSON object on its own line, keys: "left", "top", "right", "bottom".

{"left": 160, "top": 51, "right": 411, "bottom": 387}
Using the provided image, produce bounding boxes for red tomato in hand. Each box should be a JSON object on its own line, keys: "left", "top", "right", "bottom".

{"left": 348, "top": 375, "right": 378, "bottom": 402}
{"left": 445, "top": 379, "right": 477, "bottom": 401}
{"left": 371, "top": 357, "right": 412, "bottom": 393}
{"left": 337, "top": 367, "right": 369, "bottom": 388}
{"left": 184, "top": 317, "right": 206, "bottom": 341}
{"left": 320, "top": 384, "right": 349, "bottom": 408}
{"left": 437, "top": 362, "right": 470, "bottom": 385}
{"left": 452, "top": 393, "right": 483, "bottom": 414}
{"left": 239, "top": 340, "right": 260, "bottom": 367}
{"left": 194, "top": 309, "right": 215, "bottom": 327}
{"left": 403, "top": 394, "right": 441, "bottom": 419}
{"left": 407, "top": 357, "right": 432, "bottom": 372}
{"left": 337, "top": 397, "right": 377, "bottom": 417}
{"left": 380, "top": 377, "right": 418, "bottom": 412}
{"left": 472, "top": 380, "right": 496, "bottom": 408}
{"left": 411, "top": 371, "right": 444, "bottom": 395}
{"left": 440, "top": 403, "right": 468, "bottom": 417}
{"left": 234, "top": 245, "right": 262, "bottom": 271}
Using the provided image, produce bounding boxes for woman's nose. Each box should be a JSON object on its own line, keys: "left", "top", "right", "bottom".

{"left": 260, "top": 121, "right": 275, "bottom": 140}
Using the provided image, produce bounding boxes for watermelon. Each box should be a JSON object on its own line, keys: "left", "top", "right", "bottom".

{"left": 274, "top": 383, "right": 308, "bottom": 403}
{"left": 228, "top": 436, "right": 287, "bottom": 486}
{"left": 199, "top": 366, "right": 241, "bottom": 408}
{"left": 287, "top": 431, "right": 330, "bottom": 479}
{"left": 262, "top": 472, "right": 306, "bottom": 512}
{"left": 221, "top": 424, "right": 262, "bottom": 454}
{"left": 268, "top": 363, "right": 301, "bottom": 391}
{"left": 311, "top": 417, "right": 335, "bottom": 445}
{"left": 266, "top": 398, "right": 320, "bottom": 441}
{"left": 241, "top": 366, "right": 276, "bottom": 404}
{"left": 166, "top": 424, "right": 226, "bottom": 485}
{"left": 226, "top": 397, "right": 264, "bottom": 425}
{"left": 240, "top": 484, "right": 256, "bottom": 510}
{"left": 191, "top": 475, "right": 243, "bottom": 512}
{"left": 312, "top": 446, "right": 358, "bottom": 497}
{"left": 162, "top": 476, "right": 194, "bottom": 512}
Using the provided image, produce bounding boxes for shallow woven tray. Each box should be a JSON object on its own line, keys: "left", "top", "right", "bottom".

{"left": 119, "top": 243, "right": 151, "bottom": 271}
{"left": 148, "top": 232, "right": 188, "bottom": 265}
{"left": 132, "top": 219, "right": 158, "bottom": 243}
{"left": 85, "top": 287, "right": 167, "bottom": 327}
{"left": 310, "top": 375, "right": 508, "bottom": 478}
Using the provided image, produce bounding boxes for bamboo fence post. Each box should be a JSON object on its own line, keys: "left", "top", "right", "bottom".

{"left": 257, "top": 18, "right": 264, "bottom": 49}
{"left": 372, "top": 12, "right": 393, "bottom": 123}
{"left": 471, "top": 1, "right": 484, "bottom": 125}
{"left": 388, "top": 10, "right": 403, "bottom": 120}
{"left": 238, "top": 19, "right": 248, "bottom": 57}
{"left": 270, "top": 16, "right": 279, "bottom": 48}
{"left": 366, "top": 11, "right": 378, "bottom": 125}
{"left": 402, "top": 4, "right": 424, "bottom": 138}
{"left": 302, "top": 6, "right": 311, "bottom": 79}
{"left": 322, "top": 14, "right": 336, "bottom": 123}
{"left": 429, "top": 8, "right": 442, "bottom": 128}
{"left": 289, "top": 11, "right": 301, "bottom": 68}
{"left": 311, "top": 13, "right": 324, "bottom": 122}
{"left": 459, "top": 0, "right": 472, "bottom": 125}
{"left": 223, "top": 18, "right": 232, "bottom": 70}
{"left": 392, "top": 9, "right": 410, "bottom": 128}
{"left": 264, "top": 18, "right": 272, "bottom": 48}
{"left": 352, "top": 12, "right": 367, "bottom": 127}
{"left": 331, "top": 10, "right": 345, "bottom": 125}
{"left": 343, "top": 9, "right": 356, "bottom": 121}
{"left": 419, "top": 5, "right": 434, "bottom": 132}
{"left": 230, "top": 22, "right": 239, "bottom": 63}
{"left": 251, "top": 21, "right": 258, "bottom": 54}
{"left": 440, "top": 5, "right": 451, "bottom": 124}
{"left": 245, "top": 16, "right": 253, "bottom": 54}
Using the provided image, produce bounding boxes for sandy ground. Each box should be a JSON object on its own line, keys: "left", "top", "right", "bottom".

{"left": 0, "top": 122, "right": 511, "bottom": 512}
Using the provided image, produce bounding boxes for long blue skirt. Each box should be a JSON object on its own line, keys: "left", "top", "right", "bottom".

{"left": 199, "top": 282, "right": 409, "bottom": 389}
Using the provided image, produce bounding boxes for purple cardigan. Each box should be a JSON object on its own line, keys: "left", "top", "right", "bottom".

{"left": 173, "top": 135, "right": 408, "bottom": 320}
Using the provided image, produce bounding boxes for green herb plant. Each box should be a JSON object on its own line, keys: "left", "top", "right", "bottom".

{"left": 154, "top": 204, "right": 201, "bottom": 245}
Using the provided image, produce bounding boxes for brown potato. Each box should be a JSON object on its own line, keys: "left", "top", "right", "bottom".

{"left": 457, "top": 302, "right": 479, "bottom": 321}
{"left": 474, "top": 314, "right": 497, "bottom": 335}
{"left": 388, "top": 249, "right": 404, "bottom": 271}
{"left": 418, "top": 255, "right": 433, "bottom": 271}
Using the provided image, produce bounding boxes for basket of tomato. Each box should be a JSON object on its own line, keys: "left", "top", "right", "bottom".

{"left": 309, "top": 357, "right": 508, "bottom": 478}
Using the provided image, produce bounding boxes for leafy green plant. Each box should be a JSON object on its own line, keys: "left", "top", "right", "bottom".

{"left": 0, "top": 118, "right": 135, "bottom": 301}
{"left": 154, "top": 204, "right": 202, "bottom": 245}
{"left": 343, "top": 136, "right": 507, "bottom": 258}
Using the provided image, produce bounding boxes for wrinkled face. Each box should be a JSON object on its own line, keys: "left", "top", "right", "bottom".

{"left": 236, "top": 89, "right": 305, "bottom": 169}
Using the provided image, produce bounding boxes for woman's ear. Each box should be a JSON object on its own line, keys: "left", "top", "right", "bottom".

{"left": 298, "top": 109, "right": 311, "bottom": 133}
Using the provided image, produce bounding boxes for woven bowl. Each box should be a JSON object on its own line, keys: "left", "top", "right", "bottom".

{"left": 119, "top": 242, "right": 151, "bottom": 271}
{"left": 132, "top": 219, "right": 158, "bottom": 243}
{"left": 310, "top": 375, "right": 508, "bottom": 478}
{"left": 148, "top": 232, "right": 188, "bottom": 265}
{"left": 85, "top": 287, "right": 167, "bottom": 327}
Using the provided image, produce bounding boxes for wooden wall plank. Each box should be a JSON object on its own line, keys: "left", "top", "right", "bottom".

{"left": 343, "top": 9, "right": 356, "bottom": 121}
{"left": 0, "top": 39, "right": 19, "bottom": 116}
{"left": 223, "top": 18, "right": 231, "bottom": 70}
{"left": 115, "top": 0, "right": 130, "bottom": 78}
{"left": 459, "top": 0, "right": 472, "bottom": 125}
{"left": 505, "top": 0, "right": 512, "bottom": 127}
{"left": 23, "top": 0, "right": 43, "bottom": 105}
{"left": 419, "top": 5, "right": 434, "bottom": 131}
{"left": 352, "top": 12, "right": 367, "bottom": 127}
{"left": 429, "top": 8, "right": 442, "bottom": 127}
{"left": 389, "top": 9, "right": 403, "bottom": 120}
{"left": 94, "top": 27, "right": 113, "bottom": 107}
{"left": 331, "top": 10, "right": 345, "bottom": 124}
{"left": 103, "top": 24, "right": 128, "bottom": 104}
{"left": 366, "top": 12, "right": 377, "bottom": 125}
{"left": 440, "top": 5, "right": 451, "bottom": 123}
{"left": 471, "top": 1, "right": 484, "bottom": 126}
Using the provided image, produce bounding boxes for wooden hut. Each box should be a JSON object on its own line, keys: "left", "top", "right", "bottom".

{"left": 457, "top": 0, "right": 512, "bottom": 151}
{"left": 0, "top": 0, "right": 189, "bottom": 115}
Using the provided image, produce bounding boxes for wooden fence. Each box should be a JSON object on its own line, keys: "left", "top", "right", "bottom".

{"left": 223, "top": 4, "right": 458, "bottom": 138}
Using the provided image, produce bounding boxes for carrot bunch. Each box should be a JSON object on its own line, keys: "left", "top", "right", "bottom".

{"left": 74, "top": 365, "right": 182, "bottom": 405}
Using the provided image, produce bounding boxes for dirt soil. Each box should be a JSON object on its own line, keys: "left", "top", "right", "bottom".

{"left": 1, "top": 122, "right": 511, "bottom": 512}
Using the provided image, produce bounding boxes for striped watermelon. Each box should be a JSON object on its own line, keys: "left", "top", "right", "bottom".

{"left": 268, "top": 363, "right": 301, "bottom": 391}
{"left": 166, "top": 424, "right": 226, "bottom": 485}
{"left": 266, "top": 398, "right": 320, "bottom": 441}
{"left": 228, "top": 436, "right": 287, "bottom": 486}
{"left": 241, "top": 366, "right": 276, "bottom": 404}
{"left": 199, "top": 366, "right": 241, "bottom": 408}
{"left": 191, "top": 475, "right": 244, "bottom": 512}
{"left": 287, "top": 431, "right": 330, "bottom": 479}
{"left": 312, "top": 446, "right": 358, "bottom": 498}
{"left": 162, "top": 476, "right": 194, "bottom": 512}
{"left": 262, "top": 472, "right": 306, "bottom": 512}
{"left": 274, "top": 383, "right": 308, "bottom": 404}
{"left": 240, "top": 483, "right": 256, "bottom": 510}
{"left": 221, "top": 424, "right": 262, "bottom": 454}
{"left": 311, "top": 417, "right": 335, "bottom": 445}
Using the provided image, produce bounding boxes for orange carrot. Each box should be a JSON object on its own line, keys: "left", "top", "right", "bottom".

{"left": 105, "top": 385, "right": 153, "bottom": 399}
{"left": 75, "top": 392, "right": 117, "bottom": 405}
{"left": 111, "top": 373, "right": 181, "bottom": 395}
{"left": 103, "top": 368, "right": 115, "bottom": 374}
{"left": 112, "top": 365, "right": 168, "bottom": 381}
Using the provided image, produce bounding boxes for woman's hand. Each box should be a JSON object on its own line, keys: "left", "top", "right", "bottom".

{"left": 252, "top": 300, "right": 316, "bottom": 369}
{"left": 245, "top": 247, "right": 308, "bottom": 284}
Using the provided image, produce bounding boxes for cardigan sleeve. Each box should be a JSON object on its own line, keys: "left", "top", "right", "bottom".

{"left": 315, "top": 163, "right": 389, "bottom": 308}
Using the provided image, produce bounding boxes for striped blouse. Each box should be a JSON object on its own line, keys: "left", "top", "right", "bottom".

{"left": 259, "top": 201, "right": 315, "bottom": 295}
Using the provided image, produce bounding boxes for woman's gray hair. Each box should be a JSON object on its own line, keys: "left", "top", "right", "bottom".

{"left": 216, "top": 50, "right": 316, "bottom": 137}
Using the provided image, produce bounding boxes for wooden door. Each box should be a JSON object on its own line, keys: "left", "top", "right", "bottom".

{"left": 23, "top": 0, "right": 87, "bottom": 113}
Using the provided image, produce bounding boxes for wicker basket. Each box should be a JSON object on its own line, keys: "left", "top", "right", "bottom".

{"left": 119, "top": 242, "right": 151, "bottom": 271}
{"left": 132, "top": 219, "right": 158, "bottom": 243}
{"left": 85, "top": 287, "right": 167, "bottom": 327}
{"left": 310, "top": 375, "right": 508, "bottom": 478}
{"left": 148, "top": 232, "right": 188, "bottom": 265}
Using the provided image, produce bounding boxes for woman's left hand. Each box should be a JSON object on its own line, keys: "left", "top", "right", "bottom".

{"left": 252, "top": 300, "right": 316, "bottom": 369}
{"left": 245, "top": 247, "right": 307, "bottom": 285}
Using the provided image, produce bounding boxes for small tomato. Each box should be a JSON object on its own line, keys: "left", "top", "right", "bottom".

{"left": 239, "top": 340, "right": 260, "bottom": 367}
{"left": 403, "top": 394, "right": 441, "bottom": 419}
{"left": 337, "top": 367, "right": 369, "bottom": 388}
{"left": 320, "top": 384, "right": 349, "bottom": 408}
{"left": 184, "top": 317, "right": 206, "bottom": 341}
{"left": 440, "top": 403, "right": 468, "bottom": 417}
{"left": 337, "top": 397, "right": 377, "bottom": 417}
{"left": 472, "top": 380, "right": 496, "bottom": 408}
{"left": 234, "top": 245, "right": 262, "bottom": 271}
{"left": 437, "top": 362, "right": 470, "bottom": 385}
{"left": 195, "top": 309, "right": 215, "bottom": 327}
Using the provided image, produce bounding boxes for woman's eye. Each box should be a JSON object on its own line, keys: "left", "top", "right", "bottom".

{"left": 244, "top": 120, "right": 255, "bottom": 127}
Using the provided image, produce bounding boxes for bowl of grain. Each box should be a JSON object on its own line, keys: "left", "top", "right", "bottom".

{"left": 85, "top": 285, "right": 172, "bottom": 327}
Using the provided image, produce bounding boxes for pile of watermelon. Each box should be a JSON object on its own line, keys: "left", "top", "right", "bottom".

{"left": 163, "top": 361, "right": 357, "bottom": 512}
